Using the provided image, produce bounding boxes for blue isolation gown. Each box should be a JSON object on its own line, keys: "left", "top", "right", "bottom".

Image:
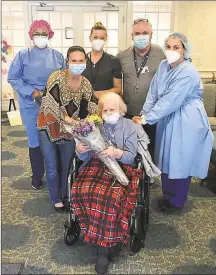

{"left": 141, "top": 60, "right": 214, "bottom": 179}
{"left": 8, "top": 47, "right": 66, "bottom": 147}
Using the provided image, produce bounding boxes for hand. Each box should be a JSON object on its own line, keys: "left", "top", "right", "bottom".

{"left": 32, "top": 90, "right": 43, "bottom": 99}
{"left": 101, "top": 146, "right": 123, "bottom": 159}
{"left": 132, "top": 116, "right": 142, "bottom": 124}
{"left": 94, "top": 91, "right": 102, "bottom": 99}
{"left": 94, "top": 91, "right": 108, "bottom": 99}
{"left": 76, "top": 142, "right": 91, "bottom": 153}
{"left": 64, "top": 116, "right": 80, "bottom": 125}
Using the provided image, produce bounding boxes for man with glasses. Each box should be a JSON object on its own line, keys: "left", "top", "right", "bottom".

{"left": 117, "top": 19, "right": 165, "bottom": 164}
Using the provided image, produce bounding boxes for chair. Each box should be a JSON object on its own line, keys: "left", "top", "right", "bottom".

{"left": 211, "top": 132, "right": 216, "bottom": 165}
{"left": 200, "top": 131, "right": 216, "bottom": 187}
{"left": 203, "top": 84, "right": 216, "bottom": 131}
{"left": 201, "top": 84, "right": 216, "bottom": 187}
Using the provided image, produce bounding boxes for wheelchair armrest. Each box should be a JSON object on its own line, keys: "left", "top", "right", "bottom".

{"left": 135, "top": 152, "right": 142, "bottom": 165}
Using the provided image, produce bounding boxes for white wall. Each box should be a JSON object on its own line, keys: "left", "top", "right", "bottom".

{"left": 172, "top": 1, "right": 216, "bottom": 79}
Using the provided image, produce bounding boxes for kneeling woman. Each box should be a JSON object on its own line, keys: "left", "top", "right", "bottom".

{"left": 72, "top": 93, "right": 141, "bottom": 274}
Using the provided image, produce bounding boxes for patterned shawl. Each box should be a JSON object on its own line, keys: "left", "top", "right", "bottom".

{"left": 37, "top": 70, "right": 97, "bottom": 143}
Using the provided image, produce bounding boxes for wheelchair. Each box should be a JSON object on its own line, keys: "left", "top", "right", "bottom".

{"left": 63, "top": 152, "right": 150, "bottom": 254}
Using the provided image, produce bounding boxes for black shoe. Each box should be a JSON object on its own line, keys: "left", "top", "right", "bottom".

{"left": 95, "top": 246, "right": 109, "bottom": 274}
{"left": 108, "top": 244, "right": 121, "bottom": 261}
{"left": 54, "top": 205, "right": 66, "bottom": 213}
{"left": 62, "top": 197, "right": 70, "bottom": 211}
{"left": 31, "top": 179, "right": 43, "bottom": 190}
{"left": 158, "top": 198, "right": 182, "bottom": 214}
{"left": 62, "top": 197, "right": 68, "bottom": 203}
{"left": 62, "top": 197, "right": 69, "bottom": 205}
{"left": 161, "top": 204, "right": 183, "bottom": 214}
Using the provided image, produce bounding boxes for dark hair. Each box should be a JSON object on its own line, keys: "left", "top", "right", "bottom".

{"left": 90, "top": 22, "right": 107, "bottom": 36}
{"left": 66, "top": 46, "right": 87, "bottom": 64}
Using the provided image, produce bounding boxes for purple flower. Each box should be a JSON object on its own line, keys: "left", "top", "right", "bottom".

{"left": 70, "top": 120, "right": 95, "bottom": 137}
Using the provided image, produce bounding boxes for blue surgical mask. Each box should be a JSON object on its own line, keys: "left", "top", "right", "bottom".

{"left": 69, "top": 63, "right": 86, "bottom": 75}
{"left": 134, "top": 35, "right": 150, "bottom": 49}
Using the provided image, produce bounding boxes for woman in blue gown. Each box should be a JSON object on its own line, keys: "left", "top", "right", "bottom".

{"left": 133, "top": 32, "right": 214, "bottom": 213}
{"left": 8, "top": 20, "right": 65, "bottom": 189}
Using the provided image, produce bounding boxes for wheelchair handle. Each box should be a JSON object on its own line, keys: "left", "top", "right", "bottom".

{"left": 135, "top": 153, "right": 142, "bottom": 165}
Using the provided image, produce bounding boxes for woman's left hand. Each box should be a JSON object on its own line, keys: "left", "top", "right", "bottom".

{"left": 94, "top": 91, "right": 101, "bottom": 99}
{"left": 94, "top": 91, "right": 108, "bottom": 99}
{"left": 101, "top": 146, "right": 123, "bottom": 159}
{"left": 64, "top": 116, "right": 80, "bottom": 125}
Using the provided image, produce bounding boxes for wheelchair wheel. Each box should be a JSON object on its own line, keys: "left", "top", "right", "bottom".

{"left": 130, "top": 235, "right": 144, "bottom": 254}
{"left": 64, "top": 226, "right": 79, "bottom": 246}
{"left": 145, "top": 191, "right": 150, "bottom": 227}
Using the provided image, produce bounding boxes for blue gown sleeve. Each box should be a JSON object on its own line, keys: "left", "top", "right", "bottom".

{"left": 145, "top": 76, "right": 193, "bottom": 125}
{"left": 60, "top": 53, "right": 66, "bottom": 69}
{"left": 7, "top": 51, "right": 36, "bottom": 99}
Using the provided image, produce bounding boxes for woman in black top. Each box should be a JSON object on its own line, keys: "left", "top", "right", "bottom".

{"left": 82, "top": 22, "right": 122, "bottom": 100}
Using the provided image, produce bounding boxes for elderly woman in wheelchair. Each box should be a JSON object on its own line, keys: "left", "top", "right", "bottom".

{"left": 66, "top": 93, "right": 150, "bottom": 274}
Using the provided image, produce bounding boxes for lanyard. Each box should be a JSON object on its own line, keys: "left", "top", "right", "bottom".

{"left": 133, "top": 47, "right": 151, "bottom": 92}
{"left": 89, "top": 52, "right": 105, "bottom": 90}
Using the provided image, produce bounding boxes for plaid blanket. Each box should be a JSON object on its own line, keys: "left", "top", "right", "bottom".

{"left": 71, "top": 156, "right": 142, "bottom": 248}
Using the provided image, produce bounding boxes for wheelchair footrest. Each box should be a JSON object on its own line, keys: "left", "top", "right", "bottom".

{"left": 64, "top": 220, "right": 80, "bottom": 246}
{"left": 129, "top": 234, "right": 145, "bottom": 254}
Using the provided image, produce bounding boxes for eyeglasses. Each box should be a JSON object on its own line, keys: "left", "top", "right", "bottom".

{"left": 133, "top": 18, "right": 149, "bottom": 24}
{"left": 32, "top": 33, "right": 49, "bottom": 38}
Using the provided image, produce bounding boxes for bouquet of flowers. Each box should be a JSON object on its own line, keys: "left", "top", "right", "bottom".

{"left": 64, "top": 114, "right": 129, "bottom": 186}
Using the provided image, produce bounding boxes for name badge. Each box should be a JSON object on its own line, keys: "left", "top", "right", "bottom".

{"left": 141, "top": 66, "right": 149, "bottom": 74}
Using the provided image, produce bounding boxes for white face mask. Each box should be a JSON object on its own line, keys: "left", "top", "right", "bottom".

{"left": 91, "top": 39, "right": 105, "bottom": 52}
{"left": 165, "top": 50, "right": 181, "bottom": 64}
{"left": 102, "top": 113, "right": 120, "bottom": 124}
{"left": 33, "top": 36, "right": 49, "bottom": 49}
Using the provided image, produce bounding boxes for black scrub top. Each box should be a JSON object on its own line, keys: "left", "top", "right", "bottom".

{"left": 82, "top": 52, "right": 122, "bottom": 91}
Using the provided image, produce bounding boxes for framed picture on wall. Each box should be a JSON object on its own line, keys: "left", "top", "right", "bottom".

{"left": 1, "top": 39, "right": 15, "bottom": 101}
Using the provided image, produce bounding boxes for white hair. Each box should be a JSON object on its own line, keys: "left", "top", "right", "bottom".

{"left": 98, "top": 92, "right": 127, "bottom": 117}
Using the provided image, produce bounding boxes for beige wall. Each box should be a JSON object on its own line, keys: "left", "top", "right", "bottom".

{"left": 172, "top": 1, "right": 216, "bottom": 78}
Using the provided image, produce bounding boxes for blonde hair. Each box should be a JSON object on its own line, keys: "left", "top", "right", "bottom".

{"left": 90, "top": 22, "right": 107, "bottom": 36}
{"left": 98, "top": 93, "right": 127, "bottom": 117}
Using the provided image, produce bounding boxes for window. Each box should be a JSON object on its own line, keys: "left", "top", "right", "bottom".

{"left": 2, "top": 1, "right": 25, "bottom": 57}
{"left": 132, "top": 1, "right": 172, "bottom": 47}
{"left": 33, "top": 11, "right": 74, "bottom": 54}
{"left": 83, "top": 11, "right": 119, "bottom": 56}
{"left": 2, "top": 1, "right": 25, "bottom": 101}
